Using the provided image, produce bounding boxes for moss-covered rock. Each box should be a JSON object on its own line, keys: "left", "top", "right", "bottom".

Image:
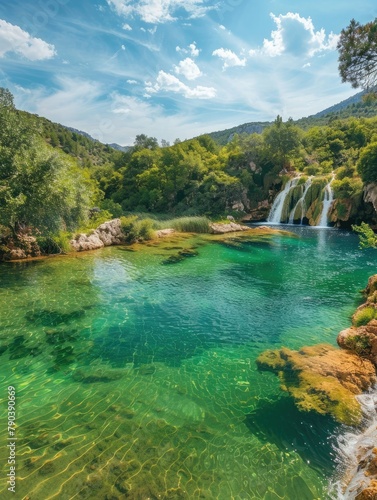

{"left": 256, "top": 344, "right": 376, "bottom": 425}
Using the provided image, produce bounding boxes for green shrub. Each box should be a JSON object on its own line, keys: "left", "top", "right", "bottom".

{"left": 353, "top": 306, "right": 376, "bottom": 327}
{"left": 332, "top": 177, "right": 363, "bottom": 199}
{"left": 120, "top": 216, "right": 155, "bottom": 242}
{"left": 135, "top": 219, "right": 155, "bottom": 240}
{"left": 99, "top": 199, "right": 123, "bottom": 218}
{"left": 344, "top": 334, "right": 372, "bottom": 356}
{"left": 352, "top": 222, "right": 377, "bottom": 249}
{"left": 37, "top": 236, "right": 63, "bottom": 255}
{"left": 52, "top": 231, "right": 72, "bottom": 253}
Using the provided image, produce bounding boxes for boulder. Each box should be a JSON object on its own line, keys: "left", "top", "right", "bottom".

{"left": 155, "top": 228, "right": 175, "bottom": 238}
{"left": 209, "top": 222, "right": 251, "bottom": 234}
{"left": 70, "top": 218, "right": 124, "bottom": 252}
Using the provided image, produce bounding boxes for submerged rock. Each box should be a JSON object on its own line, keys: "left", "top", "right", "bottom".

{"left": 256, "top": 344, "right": 376, "bottom": 425}
{"left": 72, "top": 367, "right": 125, "bottom": 383}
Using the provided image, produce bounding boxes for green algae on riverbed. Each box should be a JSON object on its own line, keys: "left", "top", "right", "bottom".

{"left": 0, "top": 227, "right": 375, "bottom": 498}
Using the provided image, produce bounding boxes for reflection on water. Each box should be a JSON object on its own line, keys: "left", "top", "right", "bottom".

{"left": 0, "top": 229, "right": 375, "bottom": 499}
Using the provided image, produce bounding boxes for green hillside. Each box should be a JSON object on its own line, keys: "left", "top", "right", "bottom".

{"left": 208, "top": 91, "right": 377, "bottom": 145}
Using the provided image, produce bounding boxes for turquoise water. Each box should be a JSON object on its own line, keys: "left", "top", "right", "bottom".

{"left": 0, "top": 227, "right": 375, "bottom": 499}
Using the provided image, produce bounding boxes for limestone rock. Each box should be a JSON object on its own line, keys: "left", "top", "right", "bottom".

{"left": 256, "top": 344, "right": 376, "bottom": 425}
{"left": 70, "top": 232, "right": 105, "bottom": 252}
{"left": 209, "top": 222, "right": 251, "bottom": 234}
{"left": 96, "top": 219, "right": 124, "bottom": 246}
{"left": 338, "top": 321, "right": 377, "bottom": 365}
{"left": 70, "top": 218, "right": 124, "bottom": 252}
{"left": 155, "top": 228, "right": 175, "bottom": 238}
{"left": 364, "top": 275, "right": 377, "bottom": 298}
{"left": 364, "top": 183, "right": 377, "bottom": 213}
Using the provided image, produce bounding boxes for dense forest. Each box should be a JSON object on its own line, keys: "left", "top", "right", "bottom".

{"left": 2, "top": 83, "right": 377, "bottom": 256}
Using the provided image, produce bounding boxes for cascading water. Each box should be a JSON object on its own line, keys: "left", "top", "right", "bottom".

{"left": 330, "top": 389, "right": 377, "bottom": 499}
{"left": 317, "top": 177, "right": 335, "bottom": 228}
{"left": 267, "top": 177, "right": 300, "bottom": 224}
{"left": 288, "top": 177, "right": 312, "bottom": 224}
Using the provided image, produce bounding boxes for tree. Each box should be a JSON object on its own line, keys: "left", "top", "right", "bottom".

{"left": 263, "top": 116, "right": 301, "bottom": 169}
{"left": 337, "top": 18, "right": 377, "bottom": 92}
{"left": 133, "top": 134, "right": 159, "bottom": 151}
{"left": 0, "top": 88, "right": 96, "bottom": 234}
{"left": 357, "top": 142, "right": 377, "bottom": 183}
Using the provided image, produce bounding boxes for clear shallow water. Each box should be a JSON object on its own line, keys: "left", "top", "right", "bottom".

{"left": 0, "top": 227, "right": 375, "bottom": 499}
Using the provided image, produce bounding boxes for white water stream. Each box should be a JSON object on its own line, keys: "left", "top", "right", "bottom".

{"left": 288, "top": 177, "right": 312, "bottom": 224}
{"left": 330, "top": 389, "right": 377, "bottom": 499}
{"left": 318, "top": 177, "right": 335, "bottom": 228}
{"left": 267, "top": 177, "right": 300, "bottom": 224}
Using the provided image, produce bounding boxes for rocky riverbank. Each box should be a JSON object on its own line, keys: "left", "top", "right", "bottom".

{"left": 257, "top": 274, "right": 377, "bottom": 498}
{"left": 0, "top": 219, "right": 264, "bottom": 261}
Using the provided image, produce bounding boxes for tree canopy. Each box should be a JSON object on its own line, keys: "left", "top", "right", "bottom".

{"left": 0, "top": 88, "right": 97, "bottom": 234}
{"left": 338, "top": 18, "right": 377, "bottom": 92}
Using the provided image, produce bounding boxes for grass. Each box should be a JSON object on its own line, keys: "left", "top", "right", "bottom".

{"left": 353, "top": 306, "right": 377, "bottom": 327}
{"left": 154, "top": 216, "right": 211, "bottom": 233}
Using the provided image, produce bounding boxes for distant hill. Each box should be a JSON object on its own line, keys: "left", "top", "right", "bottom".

{"left": 18, "top": 111, "right": 124, "bottom": 168}
{"left": 208, "top": 91, "right": 377, "bottom": 145}
{"left": 108, "top": 143, "right": 130, "bottom": 152}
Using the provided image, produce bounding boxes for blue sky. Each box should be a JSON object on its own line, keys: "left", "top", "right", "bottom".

{"left": 0, "top": 0, "right": 376, "bottom": 145}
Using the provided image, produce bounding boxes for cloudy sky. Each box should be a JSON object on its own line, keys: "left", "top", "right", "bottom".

{"left": 0, "top": 0, "right": 376, "bottom": 145}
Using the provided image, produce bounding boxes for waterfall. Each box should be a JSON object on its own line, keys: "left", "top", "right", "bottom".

{"left": 330, "top": 389, "right": 377, "bottom": 499}
{"left": 288, "top": 177, "right": 312, "bottom": 224}
{"left": 267, "top": 177, "right": 300, "bottom": 224}
{"left": 317, "top": 178, "right": 334, "bottom": 228}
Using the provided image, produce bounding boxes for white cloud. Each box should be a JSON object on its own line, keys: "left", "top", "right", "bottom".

{"left": 146, "top": 70, "right": 216, "bottom": 99}
{"left": 176, "top": 42, "right": 199, "bottom": 57}
{"left": 127, "top": 79, "right": 138, "bottom": 84}
{"left": 106, "top": 0, "right": 214, "bottom": 24}
{"left": 212, "top": 48, "right": 246, "bottom": 70}
{"left": 174, "top": 58, "right": 202, "bottom": 80}
{"left": 0, "top": 19, "right": 56, "bottom": 61}
{"left": 250, "top": 12, "right": 339, "bottom": 58}
{"left": 122, "top": 23, "right": 132, "bottom": 30}
{"left": 121, "top": 45, "right": 126, "bottom": 50}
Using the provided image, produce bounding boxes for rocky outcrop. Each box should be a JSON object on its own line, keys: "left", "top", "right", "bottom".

{"left": 256, "top": 344, "right": 376, "bottom": 425}
{"left": 337, "top": 275, "right": 377, "bottom": 365}
{"left": 0, "top": 233, "right": 41, "bottom": 261}
{"left": 70, "top": 219, "right": 124, "bottom": 252}
{"left": 364, "top": 183, "right": 377, "bottom": 213}
{"left": 209, "top": 222, "right": 251, "bottom": 234}
{"left": 241, "top": 200, "right": 271, "bottom": 223}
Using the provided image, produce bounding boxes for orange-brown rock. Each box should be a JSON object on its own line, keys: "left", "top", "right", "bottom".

{"left": 356, "top": 481, "right": 377, "bottom": 500}
{"left": 256, "top": 344, "right": 376, "bottom": 425}
{"left": 338, "top": 321, "right": 377, "bottom": 365}
{"left": 363, "top": 275, "right": 377, "bottom": 298}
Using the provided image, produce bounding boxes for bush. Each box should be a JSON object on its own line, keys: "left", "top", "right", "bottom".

{"left": 332, "top": 177, "right": 363, "bottom": 199}
{"left": 52, "top": 231, "right": 72, "bottom": 253}
{"left": 353, "top": 306, "right": 377, "bottom": 327}
{"left": 344, "top": 334, "right": 372, "bottom": 356}
{"left": 352, "top": 222, "right": 377, "bottom": 249}
{"left": 120, "top": 216, "right": 155, "bottom": 242}
{"left": 37, "top": 236, "right": 63, "bottom": 255}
